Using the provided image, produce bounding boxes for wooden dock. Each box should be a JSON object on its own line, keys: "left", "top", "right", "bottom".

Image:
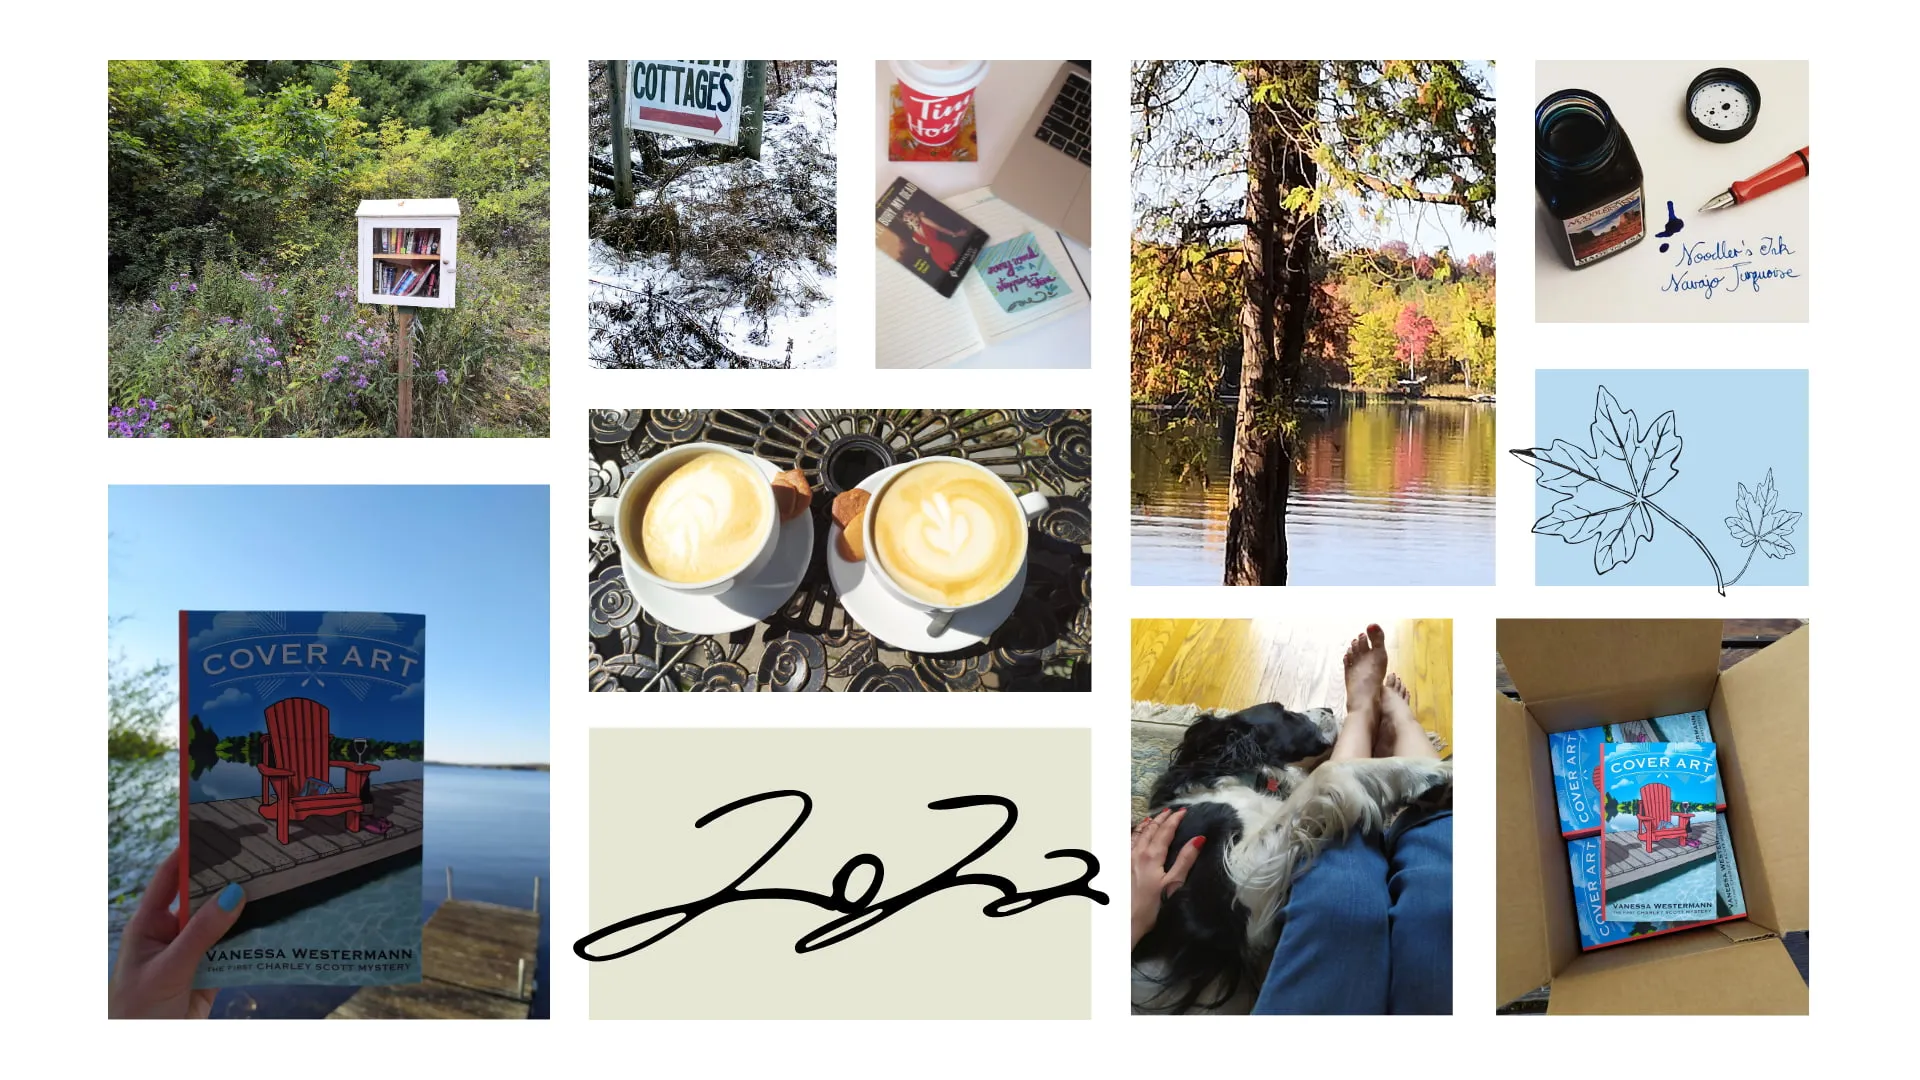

{"left": 1602, "top": 818, "right": 1719, "bottom": 888}
{"left": 187, "top": 779, "right": 424, "bottom": 905}
{"left": 328, "top": 899, "right": 541, "bottom": 1019}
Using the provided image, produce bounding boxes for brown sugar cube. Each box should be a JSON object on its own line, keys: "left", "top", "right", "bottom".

{"left": 835, "top": 505, "right": 868, "bottom": 562}
{"left": 771, "top": 468, "right": 812, "bottom": 522}
{"left": 831, "top": 488, "right": 871, "bottom": 530}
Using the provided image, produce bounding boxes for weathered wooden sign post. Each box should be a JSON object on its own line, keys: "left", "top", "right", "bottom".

{"left": 607, "top": 61, "right": 633, "bottom": 209}
{"left": 609, "top": 61, "right": 768, "bottom": 202}
{"left": 357, "top": 199, "right": 459, "bottom": 438}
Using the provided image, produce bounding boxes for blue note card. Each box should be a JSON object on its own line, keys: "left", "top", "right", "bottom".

{"left": 973, "top": 232, "right": 1068, "bottom": 313}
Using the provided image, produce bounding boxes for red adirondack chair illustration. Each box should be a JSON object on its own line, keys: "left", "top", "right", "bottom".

{"left": 257, "top": 697, "right": 380, "bottom": 845}
{"left": 1634, "top": 782, "right": 1692, "bottom": 853}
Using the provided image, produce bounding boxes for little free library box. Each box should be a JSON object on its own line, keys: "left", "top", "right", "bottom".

{"left": 1496, "top": 620, "right": 1808, "bottom": 1014}
{"left": 357, "top": 198, "right": 458, "bottom": 308}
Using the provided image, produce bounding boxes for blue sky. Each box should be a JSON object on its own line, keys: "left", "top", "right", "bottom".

{"left": 109, "top": 486, "right": 549, "bottom": 764}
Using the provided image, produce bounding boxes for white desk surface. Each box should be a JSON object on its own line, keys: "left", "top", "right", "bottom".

{"left": 1533, "top": 60, "right": 1808, "bottom": 323}
{"left": 875, "top": 60, "right": 1092, "bottom": 369}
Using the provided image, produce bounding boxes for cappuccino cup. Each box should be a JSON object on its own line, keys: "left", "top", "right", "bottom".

{"left": 592, "top": 442, "right": 779, "bottom": 597}
{"left": 862, "top": 456, "right": 1048, "bottom": 636}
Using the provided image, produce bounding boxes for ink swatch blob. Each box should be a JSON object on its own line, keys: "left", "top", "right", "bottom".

{"left": 1655, "top": 200, "right": 1685, "bottom": 253}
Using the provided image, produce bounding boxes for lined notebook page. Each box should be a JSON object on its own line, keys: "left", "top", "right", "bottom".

{"left": 948, "top": 189, "right": 1089, "bottom": 346}
{"left": 875, "top": 255, "right": 986, "bottom": 369}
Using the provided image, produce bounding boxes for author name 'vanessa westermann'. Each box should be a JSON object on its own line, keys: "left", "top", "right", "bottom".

{"left": 575, "top": 790, "right": 1107, "bottom": 960}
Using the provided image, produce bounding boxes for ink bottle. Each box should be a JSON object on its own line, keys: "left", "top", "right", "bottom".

{"left": 1536, "top": 90, "right": 1645, "bottom": 269}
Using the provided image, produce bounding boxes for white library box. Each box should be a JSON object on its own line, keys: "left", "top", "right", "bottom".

{"left": 357, "top": 198, "right": 459, "bottom": 308}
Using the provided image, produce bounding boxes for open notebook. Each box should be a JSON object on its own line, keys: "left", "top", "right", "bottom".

{"left": 877, "top": 188, "right": 1088, "bottom": 368}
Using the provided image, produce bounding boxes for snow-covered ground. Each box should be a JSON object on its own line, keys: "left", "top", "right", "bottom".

{"left": 589, "top": 62, "right": 838, "bottom": 369}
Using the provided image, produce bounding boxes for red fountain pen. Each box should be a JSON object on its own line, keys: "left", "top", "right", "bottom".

{"left": 1700, "top": 147, "right": 1810, "bottom": 211}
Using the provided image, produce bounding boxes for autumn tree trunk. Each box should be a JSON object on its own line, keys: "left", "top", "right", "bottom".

{"left": 1225, "top": 61, "right": 1318, "bottom": 586}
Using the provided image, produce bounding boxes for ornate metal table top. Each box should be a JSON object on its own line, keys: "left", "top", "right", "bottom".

{"left": 589, "top": 409, "right": 1091, "bottom": 691}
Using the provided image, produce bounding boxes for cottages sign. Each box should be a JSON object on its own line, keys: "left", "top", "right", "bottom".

{"left": 627, "top": 60, "right": 745, "bottom": 146}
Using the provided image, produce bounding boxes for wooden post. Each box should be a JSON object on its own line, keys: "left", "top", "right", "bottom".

{"left": 739, "top": 61, "right": 768, "bottom": 162}
{"left": 516, "top": 958, "right": 527, "bottom": 999}
{"left": 445, "top": 865, "right": 453, "bottom": 901}
{"left": 395, "top": 307, "right": 415, "bottom": 438}
{"left": 532, "top": 875, "right": 541, "bottom": 912}
{"left": 608, "top": 60, "right": 633, "bottom": 209}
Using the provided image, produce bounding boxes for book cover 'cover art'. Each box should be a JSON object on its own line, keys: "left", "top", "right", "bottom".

{"left": 1569, "top": 822, "right": 1747, "bottom": 951}
{"left": 179, "top": 611, "right": 426, "bottom": 988}
{"left": 1549, "top": 711, "right": 1725, "bottom": 838}
{"left": 876, "top": 178, "right": 989, "bottom": 298}
{"left": 1599, "top": 741, "right": 1720, "bottom": 922}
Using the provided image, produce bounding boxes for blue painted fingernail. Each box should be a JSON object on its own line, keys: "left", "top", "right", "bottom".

{"left": 218, "top": 883, "right": 245, "bottom": 911}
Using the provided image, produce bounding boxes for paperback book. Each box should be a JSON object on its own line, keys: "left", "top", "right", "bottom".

{"left": 1549, "top": 711, "right": 1726, "bottom": 838}
{"left": 1598, "top": 741, "right": 1721, "bottom": 922}
{"left": 1568, "top": 821, "right": 1747, "bottom": 950}
{"left": 178, "top": 611, "right": 426, "bottom": 988}
{"left": 875, "top": 178, "right": 988, "bottom": 298}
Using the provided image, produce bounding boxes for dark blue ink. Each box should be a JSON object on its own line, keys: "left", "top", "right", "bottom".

{"left": 1654, "top": 200, "right": 1685, "bottom": 239}
{"left": 1659, "top": 243, "right": 1669, "bottom": 253}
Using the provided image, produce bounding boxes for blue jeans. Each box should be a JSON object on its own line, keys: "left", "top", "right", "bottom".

{"left": 1251, "top": 808, "right": 1451, "bottom": 1014}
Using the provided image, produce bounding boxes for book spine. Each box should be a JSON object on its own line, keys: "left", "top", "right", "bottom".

{"left": 177, "top": 611, "right": 190, "bottom": 931}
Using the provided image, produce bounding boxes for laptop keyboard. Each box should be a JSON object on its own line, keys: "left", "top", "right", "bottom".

{"left": 1035, "top": 73, "right": 1091, "bottom": 166}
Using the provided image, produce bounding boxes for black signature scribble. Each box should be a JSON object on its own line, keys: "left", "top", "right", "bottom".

{"left": 1511, "top": 385, "right": 1801, "bottom": 594}
{"left": 574, "top": 790, "right": 1107, "bottom": 960}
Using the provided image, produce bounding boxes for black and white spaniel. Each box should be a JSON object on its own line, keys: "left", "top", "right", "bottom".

{"left": 1132, "top": 702, "right": 1452, "bottom": 1013}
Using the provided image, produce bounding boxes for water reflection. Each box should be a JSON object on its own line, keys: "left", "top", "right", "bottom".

{"left": 1131, "top": 400, "right": 1496, "bottom": 585}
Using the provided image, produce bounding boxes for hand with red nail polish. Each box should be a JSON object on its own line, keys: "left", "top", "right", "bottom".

{"left": 1131, "top": 807, "right": 1206, "bottom": 949}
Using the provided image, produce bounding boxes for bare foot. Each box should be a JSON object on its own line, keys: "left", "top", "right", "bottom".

{"left": 1377, "top": 672, "right": 1439, "bottom": 760}
{"left": 1333, "top": 625, "right": 1389, "bottom": 761}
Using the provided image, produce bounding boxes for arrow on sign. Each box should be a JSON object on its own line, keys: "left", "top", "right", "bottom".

{"left": 637, "top": 106, "right": 723, "bottom": 133}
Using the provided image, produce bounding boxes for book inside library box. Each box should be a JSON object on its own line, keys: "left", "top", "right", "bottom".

{"left": 372, "top": 227, "right": 442, "bottom": 299}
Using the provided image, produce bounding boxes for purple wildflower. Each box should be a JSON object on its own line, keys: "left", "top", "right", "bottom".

{"left": 435, "top": 369, "right": 449, "bottom": 385}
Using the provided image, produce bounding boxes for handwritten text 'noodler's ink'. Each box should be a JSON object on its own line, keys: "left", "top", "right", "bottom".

{"left": 1661, "top": 235, "right": 1799, "bottom": 300}
{"left": 575, "top": 790, "right": 1108, "bottom": 960}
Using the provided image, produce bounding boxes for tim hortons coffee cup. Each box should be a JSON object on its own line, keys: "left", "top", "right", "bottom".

{"left": 590, "top": 442, "right": 780, "bottom": 597}
{"left": 891, "top": 60, "right": 991, "bottom": 147}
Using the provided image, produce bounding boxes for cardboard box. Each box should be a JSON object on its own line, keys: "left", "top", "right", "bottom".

{"left": 1497, "top": 620, "right": 1807, "bottom": 1014}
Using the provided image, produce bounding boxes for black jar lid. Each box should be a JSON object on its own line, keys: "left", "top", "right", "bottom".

{"left": 1686, "top": 68, "right": 1761, "bottom": 143}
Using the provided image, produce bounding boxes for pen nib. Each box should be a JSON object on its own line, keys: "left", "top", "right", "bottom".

{"left": 1700, "top": 190, "right": 1736, "bottom": 212}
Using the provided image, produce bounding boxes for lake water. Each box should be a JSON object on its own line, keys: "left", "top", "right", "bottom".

{"left": 1131, "top": 401, "right": 1496, "bottom": 585}
{"left": 109, "top": 760, "right": 551, "bottom": 1019}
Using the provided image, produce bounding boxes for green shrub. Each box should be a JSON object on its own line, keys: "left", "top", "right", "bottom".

{"left": 108, "top": 60, "right": 549, "bottom": 437}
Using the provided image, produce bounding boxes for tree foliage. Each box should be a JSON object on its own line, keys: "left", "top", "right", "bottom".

{"left": 106, "top": 60, "right": 551, "bottom": 436}
{"left": 1132, "top": 59, "right": 1495, "bottom": 584}
{"left": 1132, "top": 61, "right": 1497, "bottom": 403}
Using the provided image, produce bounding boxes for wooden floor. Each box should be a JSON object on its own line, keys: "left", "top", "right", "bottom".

{"left": 328, "top": 899, "right": 541, "bottom": 1019}
{"left": 1131, "top": 619, "right": 1453, "bottom": 752}
{"left": 1603, "top": 819, "right": 1720, "bottom": 889}
{"left": 187, "top": 779, "right": 424, "bottom": 905}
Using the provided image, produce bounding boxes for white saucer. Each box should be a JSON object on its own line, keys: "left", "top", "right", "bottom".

{"left": 627, "top": 457, "right": 815, "bottom": 636}
{"left": 825, "top": 462, "right": 1027, "bottom": 654}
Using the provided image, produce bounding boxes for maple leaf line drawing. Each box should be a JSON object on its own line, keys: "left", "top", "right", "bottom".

{"left": 1510, "top": 386, "right": 1801, "bottom": 594}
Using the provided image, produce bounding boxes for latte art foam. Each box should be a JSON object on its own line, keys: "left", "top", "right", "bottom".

{"left": 872, "top": 461, "right": 1025, "bottom": 606}
{"left": 637, "top": 451, "right": 770, "bottom": 583}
